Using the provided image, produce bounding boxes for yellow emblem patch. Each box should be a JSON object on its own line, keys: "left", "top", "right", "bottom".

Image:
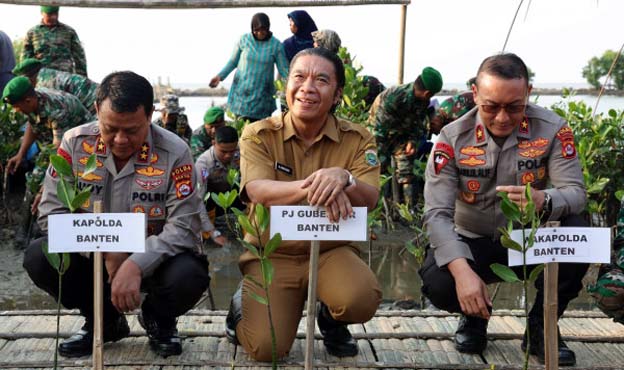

{"left": 136, "top": 166, "right": 165, "bottom": 177}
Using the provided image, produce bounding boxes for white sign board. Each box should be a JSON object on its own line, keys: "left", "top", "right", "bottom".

{"left": 48, "top": 213, "right": 146, "bottom": 253}
{"left": 270, "top": 206, "right": 367, "bottom": 241}
{"left": 508, "top": 227, "right": 610, "bottom": 266}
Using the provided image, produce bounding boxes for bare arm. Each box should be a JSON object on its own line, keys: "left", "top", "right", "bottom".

{"left": 245, "top": 179, "right": 308, "bottom": 207}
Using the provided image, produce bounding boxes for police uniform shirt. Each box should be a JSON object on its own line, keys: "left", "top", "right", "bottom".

{"left": 38, "top": 122, "right": 202, "bottom": 277}
{"left": 240, "top": 111, "right": 380, "bottom": 256}
{"left": 423, "top": 104, "right": 586, "bottom": 267}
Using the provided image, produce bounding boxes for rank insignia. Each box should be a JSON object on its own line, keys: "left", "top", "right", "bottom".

{"left": 475, "top": 124, "right": 485, "bottom": 143}
{"left": 136, "top": 166, "right": 165, "bottom": 177}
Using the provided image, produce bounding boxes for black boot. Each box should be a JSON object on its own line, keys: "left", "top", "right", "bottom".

{"left": 317, "top": 302, "right": 358, "bottom": 357}
{"left": 521, "top": 320, "right": 576, "bottom": 366}
{"left": 138, "top": 309, "right": 182, "bottom": 358}
{"left": 225, "top": 282, "right": 243, "bottom": 345}
{"left": 58, "top": 315, "right": 129, "bottom": 358}
{"left": 454, "top": 314, "right": 488, "bottom": 354}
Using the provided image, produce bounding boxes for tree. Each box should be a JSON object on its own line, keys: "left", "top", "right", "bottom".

{"left": 582, "top": 49, "right": 624, "bottom": 90}
{"left": 12, "top": 37, "right": 24, "bottom": 65}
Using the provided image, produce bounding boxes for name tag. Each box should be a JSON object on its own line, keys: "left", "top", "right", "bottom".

{"left": 275, "top": 162, "right": 293, "bottom": 176}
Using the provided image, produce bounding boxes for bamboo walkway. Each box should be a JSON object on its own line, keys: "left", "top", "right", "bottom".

{"left": 0, "top": 309, "right": 623, "bottom": 369}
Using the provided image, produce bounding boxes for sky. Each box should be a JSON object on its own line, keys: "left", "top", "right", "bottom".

{"left": 0, "top": 0, "right": 621, "bottom": 89}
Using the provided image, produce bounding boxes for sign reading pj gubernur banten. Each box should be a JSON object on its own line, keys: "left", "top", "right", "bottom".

{"left": 48, "top": 213, "right": 146, "bottom": 253}
{"left": 508, "top": 227, "right": 610, "bottom": 266}
{"left": 270, "top": 206, "right": 367, "bottom": 241}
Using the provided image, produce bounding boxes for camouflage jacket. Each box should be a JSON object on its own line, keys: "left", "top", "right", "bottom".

{"left": 23, "top": 22, "right": 87, "bottom": 76}
{"left": 29, "top": 88, "right": 92, "bottom": 145}
{"left": 368, "top": 82, "right": 429, "bottom": 166}
{"left": 153, "top": 114, "right": 192, "bottom": 145}
{"left": 37, "top": 67, "right": 98, "bottom": 117}
{"left": 190, "top": 125, "right": 212, "bottom": 160}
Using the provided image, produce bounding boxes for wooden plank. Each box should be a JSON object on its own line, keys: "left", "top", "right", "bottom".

{"left": 483, "top": 339, "right": 540, "bottom": 367}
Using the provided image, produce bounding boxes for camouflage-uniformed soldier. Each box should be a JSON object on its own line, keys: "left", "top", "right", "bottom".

{"left": 3, "top": 76, "right": 91, "bottom": 175}
{"left": 153, "top": 94, "right": 192, "bottom": 145}
{"left": 420, "top": 53, "right": 588, "bottom": 366}
{"left": 195, "top": 126, "right": 241, "bottom": 246}
{"left": 14, "top": 58, "right": 98, "bottom": 117}
{"left": 23, "top": 6, "right": 87, "bottom": 76}
{"left": 190, "top": 106, "right": 225, "bottom": 160}
{"left": 429, "top": 91, "right": 476, "bottom": 135}
{"left": 23, "top": 71, "right": 209, "bottom": 359}
{"left": 589, "top": 200, "right": 624, "bottom": 323}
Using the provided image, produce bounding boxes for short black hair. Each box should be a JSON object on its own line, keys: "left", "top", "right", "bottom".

{"left": 215, "top": 126, "right": 238, "bottom": 144}
{"left": 414, "top": 76, "right": 425, "bottom": 91}
{"left": 96, "top": 71, "right": 153, "bottom": 117}
{"left": 289, "top": 47, "right": 345, "bottom": 89}
{"left": 476, "top": 53, "right": 529, "bottom": 86}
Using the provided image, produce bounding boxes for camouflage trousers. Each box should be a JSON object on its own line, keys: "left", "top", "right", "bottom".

{"left": 588, "top": 248, "right": 624, "bottom": 324}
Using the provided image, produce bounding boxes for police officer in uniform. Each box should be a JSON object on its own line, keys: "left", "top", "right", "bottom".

{"left": 228, "top": 48, "right": 382, "bottom": 361}
{"left": 420, "top": 53, "right": 588, "bottom": 366}
{"left": 23, "top": 71, "right": 209, "bottom": 358}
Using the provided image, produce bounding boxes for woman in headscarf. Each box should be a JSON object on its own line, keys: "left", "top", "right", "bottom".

{"left": 209, "top": 13, "right": 289, "bottom": 123}
{"left": 282, "top": 10, "right": 318, "bottom": 62}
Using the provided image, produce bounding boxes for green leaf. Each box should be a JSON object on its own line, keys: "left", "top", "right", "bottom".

{"left": 42, "top": 242, "right": 61, "bottom": 271}
{"left": 244, "top": 275, "right": 264, "bottom": 289}
{"left": 500, "top": 233, "right": 523, "bottom": 252}
{"left": 71, "top": 189, "right": 91, "bottom": 210}
{"left": 49, "top": 154, "right": 73, "bottom": 178}
{"left": 264, "top": 233, "right": 282, "bottom": 257}
{"left": 498, "top": 192, "right": 520, "bottom": 221}
{"left": 397, "top": 203, "right": 413, "bottom": 223}
{"left": 237, "top": 214, "right": 257, "bottom": 238}
{"left": 227, "top": 189, "right": 238, "bottom": 208}
{"left": 248, "top": 291, "right": 268, "bottom": 305}
{"left": 616, "top": 190, "right": 624, "bottom": 201}
{"left": 59, "top": 253, "right": 71, "bottom": 274}
{"left": 241, "top": 240, "right": 260, "bottom": 258}
{"left": 490, "top": 263, "right": 520, "bottom": 283}
{"left": 261, "top": 258, "right": 274, "bottom": 286}
{"left": 82, "top": 154, "right": 98, "bottom": 177}
{"left": 56, "top": 178, "right": 74, "bottom": 211}
{"left": 255, "top": 204, "right": 270, "bottom": 234}
{"left": 210, "top": 192, "right": 225, "bottom": 209}
{"left": 587, "top": 177, "right": 610, "bottom": 194}
{"left": 528, "top": 264, "right": 545, "bottom": 283}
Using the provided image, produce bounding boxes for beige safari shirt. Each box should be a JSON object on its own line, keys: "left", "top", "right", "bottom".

{"left": 424, "top": 104, "right": 586, "bottom": 267}
{"left": 239, "top": 112, "right": 380, "bottom": 258}
{"left": 38, "top": 122, "right": 202, "bottom": 277}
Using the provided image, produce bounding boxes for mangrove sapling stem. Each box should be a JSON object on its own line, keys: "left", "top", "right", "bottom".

{"left": 54, "top": 271, "right": 62, "bottom": 370}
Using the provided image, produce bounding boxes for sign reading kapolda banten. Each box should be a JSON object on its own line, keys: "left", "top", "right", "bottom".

{"left": 508, "top": 227, "right": 610, "bottom": 266}
{"left": 270, "top": 206, "right": 367, "bottom": 241}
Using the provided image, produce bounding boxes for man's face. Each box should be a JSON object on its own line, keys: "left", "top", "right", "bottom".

{"left": 286, "top": 54, "right": 342, "bottom": 123}
{"left": 214, "top": 141, "right": 239, "bottom": 165}
{"left": 163, "top": 112, "right": 178, "bottom": 125}
{"left": 207, "top": 119, "right": 225, "bottom": 138}
{"left": 472, "top": 72, "right": 530, "bottom": 138}
{"left": 12, "top": 96, "right": 38, "bottom": 115}
{"left": 96, "top": 98, "right": 152, "bottom": 162}
{"left": 41, "top": 12, "right": 59, "bottom": 26}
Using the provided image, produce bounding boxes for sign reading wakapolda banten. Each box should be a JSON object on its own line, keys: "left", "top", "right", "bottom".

{"left": 270, "top": 206, "right": 367, "bottom": 241}
{"left": 48, "top": 213, "right": 146, "bottom": 253}
{"left": 508, "top": 227, "right": 610, "bottom": 266}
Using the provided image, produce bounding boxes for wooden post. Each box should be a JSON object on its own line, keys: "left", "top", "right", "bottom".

{"left": 304, "top": 240, "right": 321, "bottom": 370}
{"left": 93, "top": 201, "right": 104, "bottom": 370}
{"left": 397, "top": 4, "right": 407, "bottom": 84}
{"left": 544, "top": 221, "right": 560, "bottom": 370}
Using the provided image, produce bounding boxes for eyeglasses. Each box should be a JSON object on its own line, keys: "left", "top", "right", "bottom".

{"left": 479, "top": 103, "right": 526, "bottom": 114}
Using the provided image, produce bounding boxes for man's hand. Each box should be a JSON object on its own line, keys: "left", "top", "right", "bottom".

{"left": 325, "top": 191, "right": 354, "bottom": 223}
{"left": 5, "top": 154, "right": 23, "bottom": 174}
{"left": 404, "top": 141, "right": 416, "bottom": 156}
{"left": 448, "top": 258, "right": 492, "bottom": 319}
{"left": 496, "top": 185, "right": 546, "bottom": 211}
{"left": 209, "top": 76, "right": 221, "bottom": 88}
{"left": 301, "top": 167, "right": 349, "bottom": 207}
{"left": 104, "top": 252, "right": 130, "bottom": 282}
{"left": 30, "top": 192, "right": 42, "bottom": 215}
{"left": 110, "top": 259, "right": 142, "bottom": 313}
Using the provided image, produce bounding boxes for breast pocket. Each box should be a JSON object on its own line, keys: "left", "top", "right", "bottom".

{"left": 457, "top": 166, "right": 494, "bottom": 205}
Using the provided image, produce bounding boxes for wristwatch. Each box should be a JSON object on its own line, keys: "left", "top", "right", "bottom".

{"left": 344, "top": 170, "right": 356, "bottom": 190}
{"left": 211, "top": 230, "right": 222, "bottom": 239}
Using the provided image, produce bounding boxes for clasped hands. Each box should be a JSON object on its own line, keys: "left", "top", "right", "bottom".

{"left": 301, "top": 167, "right": 353, "bottom": 223}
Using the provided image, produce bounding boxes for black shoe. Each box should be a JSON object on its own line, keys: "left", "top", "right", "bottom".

{"left": 58, "top": 315, "right": 129, "bottom": 358}
{"left": 225, "top": 283, "right": 243, "bottom": 345}
{"left": 138, "top": 310, "right": 182, "bottom": 358}
{"left": 454, "top": 315, "right": 488, "bottom": 354}
{"left": 521, "top": 324, "right": 576, "bottom": 366}
{"left": 317, "top": 302, "right": 358, "bottom": 357}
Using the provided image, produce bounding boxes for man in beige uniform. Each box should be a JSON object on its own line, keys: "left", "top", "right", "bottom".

{"left": 23, "top": 71, "right": 209, "bottom": 359}
{"left": 226, "top": 48, "right": 382, "bottom": 361}
{"left": 420, "top": 53, "right": 588, "bottom": 366}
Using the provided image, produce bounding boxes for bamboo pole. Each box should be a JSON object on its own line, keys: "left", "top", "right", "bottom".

{"left": 397, "top": 4, "right": 407, "bottom": 84}
{"left": 305, "top": 240, "right": 321, "bottom": 370}
{"left": 0, "top": 0, "right": 410, "bottom": 8}
{"left": 93, "top": 201, "right": 104, "bottom": 370}
{"left": 543, "top": 221, "right": 560, "bottom": 370}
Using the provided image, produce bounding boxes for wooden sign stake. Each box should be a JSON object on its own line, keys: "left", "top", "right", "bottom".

{"left": 304, "top": 240, "right": 320, "bottom": 370}
{"left": 93, "top": 200, "right": 104, "bottom": 370}
{"left": 543, "top": 221, "right": 560, "bottom": 370}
